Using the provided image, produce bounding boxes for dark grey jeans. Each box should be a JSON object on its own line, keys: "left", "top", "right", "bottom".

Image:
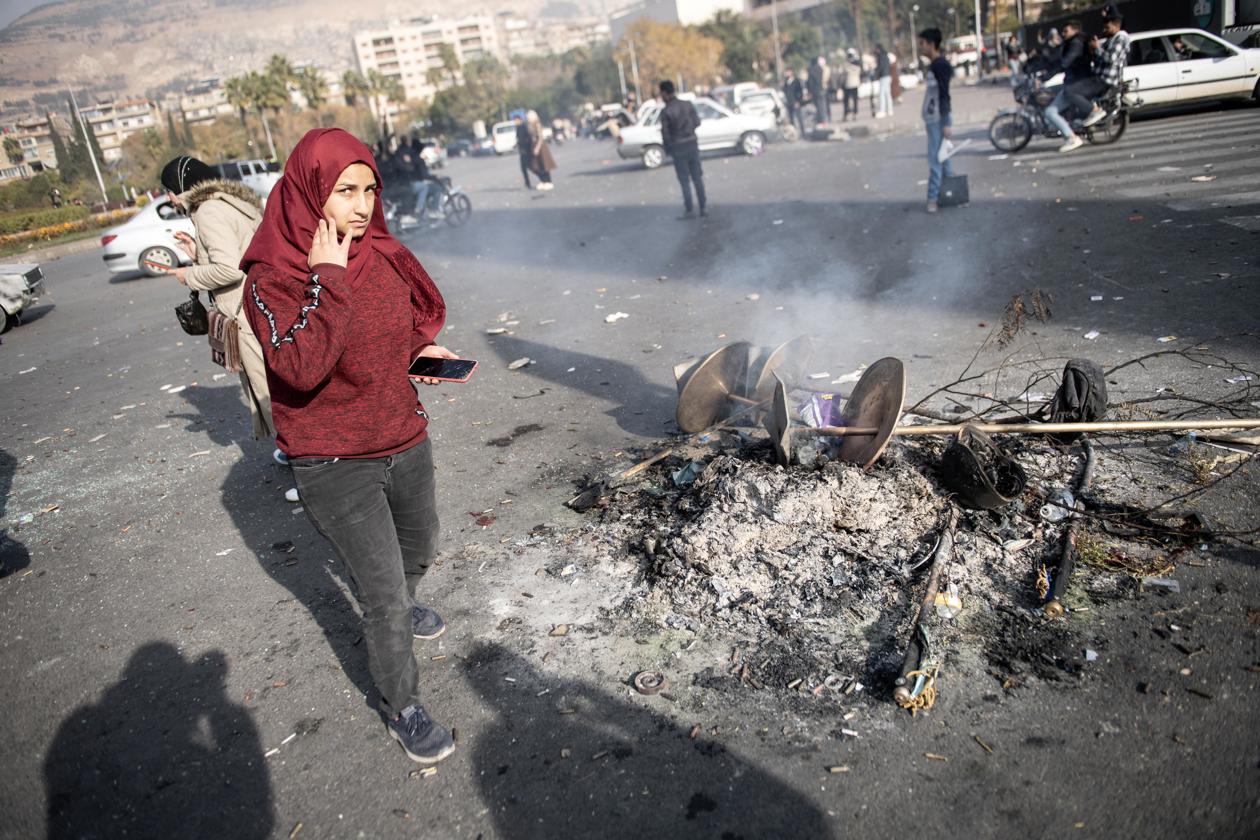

{"left": 671, "top": 145, "right": 706, "bottom": 212}
{"left": 291, "top": 438, "right": 439, "bottom": 717}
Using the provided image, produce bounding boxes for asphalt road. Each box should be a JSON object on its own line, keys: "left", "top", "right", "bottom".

{"left": 2, "top": 96, "right": 1259, "bottom": 839}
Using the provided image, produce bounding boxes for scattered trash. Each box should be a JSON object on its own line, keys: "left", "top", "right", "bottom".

{"left": 1082, "top": 330, "right": 1100, "bottom": 341}
{"left": 924, "top": 753, "right": 949, "bottom": 762}
{"left": 933, "top": 582, "right": 963, "bottom": 619}
{"left": 486, "top": 327, "right": 509, "bottom": 335}
{"left": 1190, "top": 175, "right": 1216, "bottom": 182}
{"left": 549, "top": 624, "right": 569, "bottom": 636}
{"left": 632, "top": 670, "right": 668, "bottom": 695}
{"left": 469, "top": 511, "right": 496, "bottom": 527}
{"left": 826, "top": 765, "right": 851, "bottom": 774}
{"left": 88, "top": 433, "right": 107, "bottom": 443}
{"left": 507, "top": 357, "right": 533, "bottom": 370}
{"left": 1142, "top": 576, "right": 1181, "bottom": 593}
{"left": 973, "top": 736, "right": 994, "bottom": 754}
{"left": 671, "top": 460, "right": 705, "bottom": 488}
{"left": 167, "top": 385, "right": 187, "bottom": 394}
{"left": 1084, "top": 649, "right": 1099, "bottom": 662}
{"left": 772, "top": 219, "right": 784, "bottom": 225}
{"left": 1090, "top": 295, "right": 1103, "bottom": 301}
{"left": 1128, "top": 214, "right": 1144, "bottom": 222}
{"left": 1225, "top": 375, "right": 1253, "bottom": 384}
{"left": 1040, "top": 488, "right": 1076, "bottom": 523}
{"left": 189, "top": 450, "right": 210, "bottom": 458}
{"left": 271, "top": 540, "right": 296, "bottom": 554}
{"left": 807, "top": 372, "right": 830, "bottom": 380}
{"left": 1003, "top": 538, "right": 1034, "bottom": 552}
{"left": 840, "top": 728, "right": 860, "bottom": 738}
{"left": 16, "top": 513, "right": 34, "bottom": 526}
{"left": 1156, "top": 335, "right": 1178, "bottom": 343}
{"left": 746, "top": 293, "right": 761, "bottom": 301}
{"left": 264, "top": 748, "right": 280, "bottom": 758}
{"left": 215, "top": 549, "right": 234, "bottom": 556}
{"left": 1156, "top": 166, "right": 1181, "bottom": 172}
{"left": 988, "top": 153, "right": 1008, "bottom": 160}
{"left": 604, "top": 312, "right": 630, "bottom": 324}
{"left": 32, "top": 436, "right": 52, "bottom": 445}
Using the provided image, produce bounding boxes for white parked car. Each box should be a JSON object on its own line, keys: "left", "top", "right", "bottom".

{"left": 617, "top": 96, "right": 779, "bottom": 169}
{"left": 1044, "top": 28, "right": 1260, "bottom": 109}
{"left": 214, "top": 159, "right": 281, "bottom": 202}
{"left": 100, "top": 197, "right": 195, "bottom": 277}
{"left": 491, "top": 120, "right": 518, "bottom": 154}
{"left": 0, "top": 262, "right": 45, "bottom": 333}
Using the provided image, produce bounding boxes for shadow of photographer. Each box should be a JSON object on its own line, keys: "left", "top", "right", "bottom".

{"left": 43, "top": 642, "right": 273, "bottom": 839}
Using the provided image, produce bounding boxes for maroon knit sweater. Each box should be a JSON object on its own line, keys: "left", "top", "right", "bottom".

{"left": 245, "top": 253, "right": 444, "bottom": 459}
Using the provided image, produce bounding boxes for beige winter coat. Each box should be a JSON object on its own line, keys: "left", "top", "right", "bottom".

{"left": 180, "top": 179, "right": 274, "bottom": 439}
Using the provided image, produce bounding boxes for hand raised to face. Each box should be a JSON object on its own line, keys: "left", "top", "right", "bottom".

{"left": 307, "top": 214, "right": 353, "bottom": 269}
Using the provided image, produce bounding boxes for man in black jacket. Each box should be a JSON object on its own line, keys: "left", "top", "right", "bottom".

{"left": 782, "top": 71, "right": 804, "bottom": 133}
{"left": 658, "top": 80, "right": 706, "bottom": 217}
{"left": 1041, "top": 20, "right": 1093, "bottom": 152}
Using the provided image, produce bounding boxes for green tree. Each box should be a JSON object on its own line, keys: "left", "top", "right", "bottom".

{"left": 425, "top": 43, "right": 461, "bottom": 89}
{"left": 295, "top": 66, "right": 328, "bottom": 109}
{"left": 3, "top": 135, "right": 22, "bottom": 165}
{"left": 266, "top": 54, "right": 297, "bottom": 101}
{"left": 700, "top": 9, "right": 766, "bottom": 81}
{"left": 166, "top": 110, "right": 183, "bottom": 152}
{"left": 46, "top": 112, "right": 74, "bottom": 180}
{"left": 571, "top": 44, "right": 622, "bottom": 103}
{"left": 341, "top": 69, "right": 370, "bottom": 107}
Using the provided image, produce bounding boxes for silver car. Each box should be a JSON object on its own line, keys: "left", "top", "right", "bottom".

{"left": 0, "top": 263, "right": 46, "bottom": 333}
{"left": 616, "top": 96, "right": 778, "bottom": 169}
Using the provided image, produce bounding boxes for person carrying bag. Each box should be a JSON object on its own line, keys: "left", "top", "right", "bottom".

{"left": 160, "top": 156, "right": 272, "bottom": 439}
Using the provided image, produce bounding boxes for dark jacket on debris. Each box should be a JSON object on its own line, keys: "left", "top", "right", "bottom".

{"left": 659, "top": 98, "right": 700, "bottom": 154}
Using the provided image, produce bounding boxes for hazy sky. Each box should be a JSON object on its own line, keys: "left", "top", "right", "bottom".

{"left": 0, "top": 0, "right": 47, "bottom": 30}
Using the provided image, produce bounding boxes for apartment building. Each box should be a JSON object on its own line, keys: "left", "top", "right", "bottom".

{"left": 498, "top": 14, "right": 612, "bottom": 57}
{"left": 4, "top": 112, "right": 72, "bottom": 170}
{"left": 353, "top": 16, "right": 504, "bottom": 103}
{"left": 180, "top": 79, "right": 235, "bottom": 126}
{"left": 78, "top": 98, "right": 161, "bottom": 163}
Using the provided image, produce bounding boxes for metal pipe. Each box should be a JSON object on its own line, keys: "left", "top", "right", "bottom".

{"left": 795, "top": 418, "right": 1260, "bottom": 439}
{"left": 893, "top": 520, "right": 955, "bottom": 706}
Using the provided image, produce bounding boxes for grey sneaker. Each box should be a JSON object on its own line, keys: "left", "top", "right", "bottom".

{"left": 387, "top": 705, "right": 455, "bottom": 764}
{"left": 411, "top": 601, "right": 446, "bottom": 639}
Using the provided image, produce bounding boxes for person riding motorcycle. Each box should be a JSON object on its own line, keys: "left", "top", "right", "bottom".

{"left": 1040, "top": 20, "right": 1095, "bottom": 153}
{"left": 1086, "top": 7, "right": 1131, "bottom": 123}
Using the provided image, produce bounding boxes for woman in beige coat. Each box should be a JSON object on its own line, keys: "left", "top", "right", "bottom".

{"left": 160, "top": 156, "right": 273, "bottom": 440}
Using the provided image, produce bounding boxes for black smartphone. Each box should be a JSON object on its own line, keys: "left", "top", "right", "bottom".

{"left": 408, "top": 357, "right": 478, "bottom": 382}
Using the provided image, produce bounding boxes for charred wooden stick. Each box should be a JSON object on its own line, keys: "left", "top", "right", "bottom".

{"left": 894, "top": 517, "right": 956, "bottom": 707}
{"left": 1043, "top": 439, "right": 1097, "bottom": 619}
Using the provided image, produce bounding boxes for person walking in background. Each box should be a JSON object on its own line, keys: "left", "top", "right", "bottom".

{"left": 807, "top": 56, "right": 830, "bottom": 126}
{"left": 242, "top": 128, "right": 457, "bottom": 765}
{"left": 917, "top": 28, "right": 954, "bottom": 213}
{"left": 658, "top": 80, "right": 706, "bottom": 218}
{"left": 514, "top": 116, "right": 533, "bottom": 190}
{"left": 782, "top": 71, "right": 804, "bottom": 133}
{"left": 526, "top": 111, "right": 556, "bottom": 191}
{"left": 842, "top": 50, "right": 861, "bottom": 122}
{"left": 874, "top": 44, "right": 893, "bottom": 118}
{"left": 890, "top": 50, "right": 904, "bottom": 103}
{"left": 159, "top": 156, "right": 279, "bottom": 464}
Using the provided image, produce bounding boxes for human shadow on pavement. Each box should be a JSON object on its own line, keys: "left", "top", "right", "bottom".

{"left": 0, "top": 449, "right": 30, "bottom": 578}
{"left": 43, "top": 642, "right": 273, "bottom": 839}
{"left": 462, "top": 642, "right": 835, "bottom": 839}
{"left": 485, "top": 335, "right": 676, "bottom": 436}
{"left": 175, "top": 384, "right": 378, "bottom": 708}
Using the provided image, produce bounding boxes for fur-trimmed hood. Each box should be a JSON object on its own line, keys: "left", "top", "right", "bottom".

{"left": 181, "top": 178, "right": 264, "bottom": 216}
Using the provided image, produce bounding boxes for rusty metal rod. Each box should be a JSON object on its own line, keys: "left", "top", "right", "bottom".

{"left": 794, "top": 418, "right": 1260, "bottom": 439}
{"left": 1044, "top": 438, "right": 1097, "bottom": 619}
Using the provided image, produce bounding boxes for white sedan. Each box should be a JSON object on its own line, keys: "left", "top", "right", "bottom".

{"left": 1045, "top": 28, "right": 1260, "bottom": 109}
{"left": 100, "top": 197, "right": 195, "bottom": 277}
{"left": 617, "top": 96, "right": 779, "bottom": 169}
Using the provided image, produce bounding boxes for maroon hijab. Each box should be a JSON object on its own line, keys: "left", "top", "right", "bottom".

{"left": 241, "top": 128, "right": 444, "bottom": 325}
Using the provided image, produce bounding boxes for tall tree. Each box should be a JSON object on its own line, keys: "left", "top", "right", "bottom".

{"left": 295, "top": 66, "right": 328, "bottom": 109}
{"left": 46, "top": 112, "right": 74, "bottom": 179}
{"left": 699, "top": 9, "right": 766, "bottom": 81}
{"left": 341, "top": 70, "right": 369, "bottom": 107}
{"left": 3, "top": 135, "right": 23, "bottom": 165}
{"left": 616, "top": 19, "right": 724, "bottom": 91}
{"left": 425, "top": 43, "right": 461, "bottom": 89}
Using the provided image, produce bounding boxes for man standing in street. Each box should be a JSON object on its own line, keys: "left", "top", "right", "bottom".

{"left": 658, "top": 80, "right": 706, "bottom": 218}
{"left": 782, "top": 71, "right": 804, "bottom": 134}
{"left": 842, "top": 50, "right": 861, "bottom": 122}
{"left": 514, "top": 116, "right": 534, "bottom": 190}
{"left": 874, "top": 44, "right": 893, "bottom": 118}
{"left": 807, "top": 56, "right": 830, "bottom": 126}
{"left": 918, "top": 27, "right": 953, "bottom": 213}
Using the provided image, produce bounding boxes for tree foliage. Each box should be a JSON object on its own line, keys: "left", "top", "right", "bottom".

{"left": 616, "top": 19, "right": 724, "bottom": 91}
{"left": 4, "top": 136, "right": 23, "bottom": 166}
{"left": 700, "top": 10, "right": 767, "bottom": 81}
{"left": 427, "top": 57, "right": 510, "bottom": 134}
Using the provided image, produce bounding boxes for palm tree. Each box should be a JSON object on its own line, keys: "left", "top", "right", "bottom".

{"left": 295, "top": 66, "right": 328, "bottom": 109}
{"left": 266, "top": 54, "right": 297, "bottom": 91}
{"left": 341, "top": 69, "right": 369, "bottom": 107}
{"left": 242, "top": 71, "right": 280, "bottom": 159}
{"left": 366, "top": 69, "right": 405, "bottom": 139}
{"left": 223, "top": 74, "right": 257, "bottom": 149}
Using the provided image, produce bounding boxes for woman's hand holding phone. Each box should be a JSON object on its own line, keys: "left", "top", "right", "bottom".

{"left": 410, "top": 344, "right": 459, "bottom": 386}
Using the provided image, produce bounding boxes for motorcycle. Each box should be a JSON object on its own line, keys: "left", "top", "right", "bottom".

{"left": 382, "top": 175, "right": 473, "bottom": 234}
{"left": 988, "top": 73, "right": 1139, "bottom": 152}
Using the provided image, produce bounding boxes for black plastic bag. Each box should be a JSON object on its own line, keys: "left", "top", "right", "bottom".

{"left": 175, "top": 291, "right": 209, "bottom": 336}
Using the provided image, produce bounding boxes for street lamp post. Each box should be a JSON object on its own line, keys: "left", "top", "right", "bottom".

{"left": 910, "top": 5, "right": 920, "bottom": 69}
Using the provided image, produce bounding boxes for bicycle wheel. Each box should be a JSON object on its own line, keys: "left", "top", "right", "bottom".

{"left": 444, "top": 193, "right": 472, "bottom": 226}
{"left": 988, "top": 112, "right": 1032, "bottom": 152}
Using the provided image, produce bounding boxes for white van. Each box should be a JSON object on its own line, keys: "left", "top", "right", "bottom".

{"left": 491, "top": 120, "right": 518, "bottom": 155}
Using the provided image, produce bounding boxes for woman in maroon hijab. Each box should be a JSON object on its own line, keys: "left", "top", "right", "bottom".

{"left": 242, "top": 128, "right": 457, "bottom": 764}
